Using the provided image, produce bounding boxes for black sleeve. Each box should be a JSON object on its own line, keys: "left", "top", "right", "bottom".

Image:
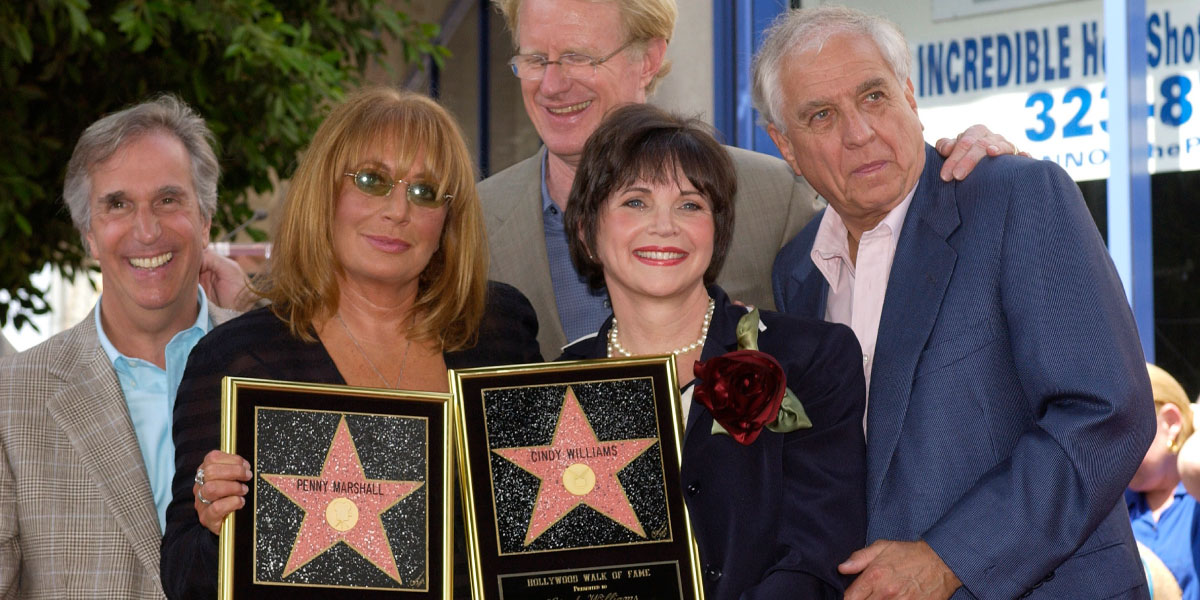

{"left": 449, "top": 281, "right": 543, "bottom": 368}
{"left": 160, "top": 310, "right": 339, "bottom": 599}
{"left": 160, "top": 327, "right": 231, "bottom": 599}
{"left": 745, "top": 317, "right": 867, "bottom": 598}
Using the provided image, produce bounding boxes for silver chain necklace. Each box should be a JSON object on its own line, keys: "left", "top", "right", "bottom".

{"left": 607, "top": 298, "right": 715, "bottom": 358}
{"left": 336, "top": 313, "right": 412, "bottom": 389}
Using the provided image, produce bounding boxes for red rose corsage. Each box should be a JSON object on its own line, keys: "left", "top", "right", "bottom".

{"left": 692, "top": 308, "right": 811, "bottom": 445}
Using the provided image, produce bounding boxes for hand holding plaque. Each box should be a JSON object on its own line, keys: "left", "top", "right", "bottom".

{"left": 194, "top": 451, "right": 252, "bottom": 535}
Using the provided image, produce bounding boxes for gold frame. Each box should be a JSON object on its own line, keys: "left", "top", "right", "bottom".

{"left": 449, "top": 357, "right": 705, "bottom": 600}
{"left": 217, "top": 376, "right": 455, "bottom": 598}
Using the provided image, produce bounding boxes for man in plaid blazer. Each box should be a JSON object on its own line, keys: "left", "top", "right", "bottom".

{"left": 0, "top": 96, "right": 246, "bottom": 599}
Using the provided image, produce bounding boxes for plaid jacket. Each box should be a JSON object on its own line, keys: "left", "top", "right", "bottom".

{"left": 0, "top": 303, "right": 235, "bottom": 599}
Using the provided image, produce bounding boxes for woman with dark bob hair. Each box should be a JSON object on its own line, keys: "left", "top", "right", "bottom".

{"left": 160, "top": 87, "right": 541, "bottom": 598}
{"left": 561, "top": 103, "right": 867, "bottom": 599}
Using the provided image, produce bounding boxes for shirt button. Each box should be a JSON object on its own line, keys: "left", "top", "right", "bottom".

{"left": 863, "top": 353, "right": 869, "bottom": 366}
{"left": 686, "top": 482, "right": 700, "bottom": 496}
{"left": 603, "top": 298, "right": 611, "bottom": 309}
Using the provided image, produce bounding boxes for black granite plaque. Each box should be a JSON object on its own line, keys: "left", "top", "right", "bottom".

{"left": 451, "top": 358, "right": 702, "bottom": 600}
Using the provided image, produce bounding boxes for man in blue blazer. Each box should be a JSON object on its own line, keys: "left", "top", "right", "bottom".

{"left": 755, "top": 6, "right": 1155, "bottom": 599}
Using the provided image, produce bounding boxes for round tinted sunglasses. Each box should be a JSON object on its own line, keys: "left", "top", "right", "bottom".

{"left": 344, "top": 168, "right": 453, "bottom": 208}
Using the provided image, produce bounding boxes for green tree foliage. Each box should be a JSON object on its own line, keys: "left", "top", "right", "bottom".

{"left": 0, "top": 0, "right": 447, "bottom": 330}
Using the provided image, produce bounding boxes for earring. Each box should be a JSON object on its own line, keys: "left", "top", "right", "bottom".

{"left": 1169, "top": 434, "right": 1182, "bottom": 454}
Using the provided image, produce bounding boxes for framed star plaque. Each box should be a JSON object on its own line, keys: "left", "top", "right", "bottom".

{"left": 217, "top": 377, "right": 454, "bottom": 599}
{"left": 450, "top": 357, "right": 704, "bottom": 600}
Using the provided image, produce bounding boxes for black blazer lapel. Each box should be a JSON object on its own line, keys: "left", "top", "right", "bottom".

{"left": 865, "top": 145, "right": 961, "bottom": 513}
{"left": 683, "top": 288, "right": 744, "bottom": 451}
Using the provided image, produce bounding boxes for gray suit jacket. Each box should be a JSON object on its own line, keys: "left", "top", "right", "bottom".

{"left": 0, "top": 302, "right": 236, "bottom": 600}
{"left": 480, "top": 146, "right": 821, "bottom": 359}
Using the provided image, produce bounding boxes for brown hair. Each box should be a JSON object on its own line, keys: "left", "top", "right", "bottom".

{"left": 565, "top": 103, "right": 735, "bottom": 290}
{"left": 493, "top": 0, "right": 676, "bottom": 93}
{"left": 254, "top": 87, "right": 487, "bottom": 351}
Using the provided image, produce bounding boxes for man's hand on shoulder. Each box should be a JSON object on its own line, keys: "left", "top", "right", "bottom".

{"left": 935, "top": 124, "right": 1029, "bottom": 182}
{"left": 839, "top": 539, "right": 961, "bottom": 600}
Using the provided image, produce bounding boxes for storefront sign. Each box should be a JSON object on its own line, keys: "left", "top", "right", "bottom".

{"left": 913, "top": 0, "right": 1200, "bottom": 179}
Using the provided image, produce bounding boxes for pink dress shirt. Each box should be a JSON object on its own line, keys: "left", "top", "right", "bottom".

{"left": 810, "top": 186, "right": 917, "bottom": 425}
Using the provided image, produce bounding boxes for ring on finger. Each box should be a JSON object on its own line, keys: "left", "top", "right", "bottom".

{"left": 198, "top": 488, "right": 213, "bottom": 505}
{"left": 194, "top": 467, "right": 206, "bottom": 487}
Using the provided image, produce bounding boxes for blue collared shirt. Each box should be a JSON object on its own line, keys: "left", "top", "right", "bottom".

{"left": 541, "top": 150, "right": 610, "bottom": 345}
{"left": 96, "top": 286, "right": 212, "bottom": 533}
{"left": 1127, "top": 483, "right": 1200, "bottom": 600}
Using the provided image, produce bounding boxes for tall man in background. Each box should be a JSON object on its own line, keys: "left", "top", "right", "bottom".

{"left": 479, "top": 0, "right": 1015, "bottom": 358}
{"left": 761, "top": 6, "right": 1154, "bottom": 599}
{"left": 0, "top": 96, "right": 245, "bottom": 599}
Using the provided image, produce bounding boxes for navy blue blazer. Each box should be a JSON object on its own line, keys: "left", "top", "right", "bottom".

{"left": 561, "top": 286, "right": 867, "bottom": 600}
{"left": 772, "top": 144, "right": 1156, "bottom": 599}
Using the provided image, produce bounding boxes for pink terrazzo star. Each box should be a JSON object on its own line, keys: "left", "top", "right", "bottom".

{"left": 492, "top": 386, "right": 658, "bottom": 546}
{"left": 260, "top": 416, "right": 423, "bottom": 582}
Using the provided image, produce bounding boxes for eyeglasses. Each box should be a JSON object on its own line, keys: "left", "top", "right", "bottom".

{"left": 508, "top": 40, "right": 634, "bottom": 81}
{"left": 343, "top": 168, "right": 453, "bottom": 208}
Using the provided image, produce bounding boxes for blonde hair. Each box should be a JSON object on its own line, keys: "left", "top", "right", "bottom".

{"left": 493, "top": 0, "right": 676, "bottom": 93}
{"left": 255, "top": 87, "right": 488, "bottom": 351}
{"left": 1148, "top": 363, "right": 1194, "bottom": 446}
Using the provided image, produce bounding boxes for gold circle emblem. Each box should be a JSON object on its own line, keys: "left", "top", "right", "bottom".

{"left": 562, "top": 463, "right": 596, "bottom": 496}
{"left": 325, "top": 497, "right": 359, "bottom": 532}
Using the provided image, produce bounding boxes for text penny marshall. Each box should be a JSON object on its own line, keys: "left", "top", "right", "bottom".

{"left": 292, "top": 479, "right": 391, "bottom": 496}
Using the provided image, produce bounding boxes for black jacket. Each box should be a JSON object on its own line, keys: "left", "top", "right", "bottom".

{"left": 561, "top": 285, "right": 867, "bottom": 600}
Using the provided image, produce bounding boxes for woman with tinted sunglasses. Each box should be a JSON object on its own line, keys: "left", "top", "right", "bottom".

{"left": 159, "top": 87, "right": 542, "bottom": 598}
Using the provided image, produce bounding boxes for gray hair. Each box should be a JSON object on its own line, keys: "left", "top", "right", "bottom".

{"left": 751, "top": 5, "right": 910, "bottom": 133}
{"left": 63, "top": 94, "right": 219, "bottom": 250}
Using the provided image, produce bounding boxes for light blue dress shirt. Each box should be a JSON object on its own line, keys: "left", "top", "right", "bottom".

{"left": 1127, "top": 483, "right": 1200, "bottom": 600}
{"left": 540, "top": 150, "right": 610, "bottom": 345}
{"left": 96, "top": 286, "right": 212, "bottom": 533}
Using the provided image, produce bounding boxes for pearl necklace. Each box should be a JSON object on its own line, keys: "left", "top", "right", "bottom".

{"left": 607, "top": 298, "right": 715, "bottom": 358}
